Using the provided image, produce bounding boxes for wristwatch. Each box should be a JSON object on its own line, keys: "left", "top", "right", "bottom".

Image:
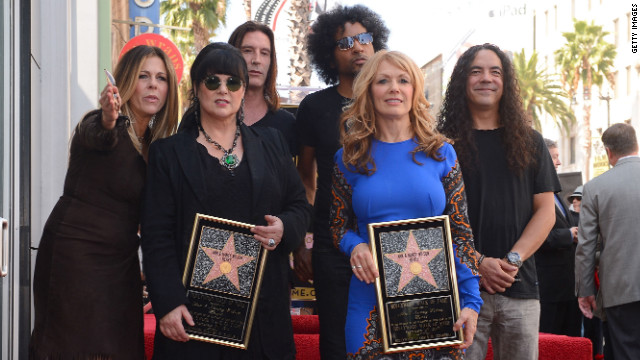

{"left": 506, "top": 251, "right": 523, "bottom": 268}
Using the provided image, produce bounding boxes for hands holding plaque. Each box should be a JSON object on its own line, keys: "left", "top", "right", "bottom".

{"left": 350, "top": 243, "right": 379, "bottom": 284}
{"left": 328, "top": 51, "right": 483, "bottom": 358}
{"left": 345, "top": 217, "right": 481, "bottom": 352}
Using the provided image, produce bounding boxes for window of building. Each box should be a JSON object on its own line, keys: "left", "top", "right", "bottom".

{"left": 545, "top": 10, "right": 549, "bottom": 36}
{"left": 571, "top": 0, "right": 575, "bottom": 21}
{"left": 613, "top": 18, "right": 619, "bottom": 46}
{"left": 627, "top": 66, "right": 632, "bottom": 96}
{"left": 613, "top": 71, "right": 619, "bottom": 98}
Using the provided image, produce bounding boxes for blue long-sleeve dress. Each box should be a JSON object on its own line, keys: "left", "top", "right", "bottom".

{"left": 330, "top": 139, "right": 482, "bottom": 359}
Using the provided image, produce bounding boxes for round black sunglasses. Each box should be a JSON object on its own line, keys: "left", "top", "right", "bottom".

{"left": 203, "top": 75, "right": 243, "bottom": 92}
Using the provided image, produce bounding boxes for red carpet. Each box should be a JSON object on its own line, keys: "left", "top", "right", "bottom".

{"left": 486, "top": 332, "right": 593, "bottom": 360}
{"left": 144, "top": 314, "right": 591, "bottom": 360}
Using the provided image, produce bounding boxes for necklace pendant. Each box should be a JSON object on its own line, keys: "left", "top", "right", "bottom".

{"left": 220, "top": 152, "right": 240, "bottom": 170}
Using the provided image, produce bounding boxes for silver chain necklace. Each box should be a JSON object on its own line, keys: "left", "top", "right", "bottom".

{"left": 196, "top": 110, "right": 241, "bottom": 170}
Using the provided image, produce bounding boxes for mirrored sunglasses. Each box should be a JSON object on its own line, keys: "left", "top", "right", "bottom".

{"left": 335, "top": 32, "right": 373, "bottom": 51}
{"left": 203, "top": 75, "right": 243, "bottom": 92}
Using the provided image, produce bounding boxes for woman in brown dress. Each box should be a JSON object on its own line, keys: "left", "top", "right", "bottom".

{"left": 30, "top": 45, "right": 179, "bottom": 359}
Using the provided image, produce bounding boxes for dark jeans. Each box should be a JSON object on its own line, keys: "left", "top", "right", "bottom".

{"left": 582, "top": 315, "right": 603, "bottom": 358}
{"left": 605, "top": 301, "right": 640, "bottom": 360}
{"left": 602, "top": 320, "right": 614, "bottom": 360}
{"left": 312, "top": 247, "right": 352, "bottom": 360}
{"left": 540, "top": 299, "right": 582, "bottom": 336}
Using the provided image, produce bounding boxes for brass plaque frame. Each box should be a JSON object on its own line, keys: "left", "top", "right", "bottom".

{"left": 182, "top": 213, "right": 267, "bottom": 349}
{"left": 368, "top": 215, "right": 463, "bottom": 353}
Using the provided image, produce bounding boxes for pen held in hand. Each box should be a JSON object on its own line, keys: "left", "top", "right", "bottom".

{"left": 104, "top": 69, "right": 118, "bottom": 99}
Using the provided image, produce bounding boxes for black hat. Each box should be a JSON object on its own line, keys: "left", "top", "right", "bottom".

{"left": 567, "top": 185, "right": 583, "bottom": 203}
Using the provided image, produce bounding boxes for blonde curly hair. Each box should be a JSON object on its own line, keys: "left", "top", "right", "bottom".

{"left": 340, "top": 50, "right": 447, "bottom": 175}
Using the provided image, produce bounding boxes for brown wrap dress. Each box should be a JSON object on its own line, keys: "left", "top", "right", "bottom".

{"left": 30, "top": 110, "right": 145, "bottom": 359}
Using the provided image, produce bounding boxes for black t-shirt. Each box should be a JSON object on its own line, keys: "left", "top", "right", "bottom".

{"left": 459, "top": 128, "right": 560, "bottom": 299}
{"left": 296, "top": 86, "right": 350, "bottom": 249}
{"left": 253, "top": 109, "right": 298, "bottom": 157}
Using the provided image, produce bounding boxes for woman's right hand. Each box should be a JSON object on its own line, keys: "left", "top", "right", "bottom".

{"left": 99, "top": 83, "right": 120, "bottom": 130}
{"left": 158, "top": 304, "right": 195, "bottom": 342}
{"left": 351, "top": 243, "right": 379, "bottom": 284}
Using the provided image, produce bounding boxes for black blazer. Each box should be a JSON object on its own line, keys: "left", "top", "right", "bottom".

{"left": 535, "top": 194, "right": 577, "bottom": 302}
{"left": 141, "top": 122, "right": 311, "bottom": 359}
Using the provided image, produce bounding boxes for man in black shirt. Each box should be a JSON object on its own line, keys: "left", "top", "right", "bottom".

{"left": 438, "top": 43, "right": 558, "bottom": 360}
{"left": 294, "top": 5, "right": 389, "bottom": 359}
{"left": 229, "top": 21, "right": 297, "bottom": 156}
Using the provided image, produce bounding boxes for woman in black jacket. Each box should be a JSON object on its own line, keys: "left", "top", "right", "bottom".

{"left": 141, "top": 42, "right": 311, "bottom": 359}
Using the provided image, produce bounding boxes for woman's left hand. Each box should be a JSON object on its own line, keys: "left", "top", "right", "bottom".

{"left": 453, "top": 307, "right": 479, "bottom": 349}
{"left": 252, "top": 215, "right": 283, "bottom": 250}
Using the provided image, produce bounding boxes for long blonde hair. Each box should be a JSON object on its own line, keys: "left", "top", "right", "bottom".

{"left": 113, "top": 46, "right": 179, "bottom": 154}
{"left": 340, "top": 50, "right": 447, "bottom": 175}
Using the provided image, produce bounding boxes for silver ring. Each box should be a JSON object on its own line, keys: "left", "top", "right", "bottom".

{"left": 356, "top": 265, "right": 363, "bottom": 269}
{"left": 268, "top": 238, "right": 275, "bottom": 247}
{"left": 351, "top": 265, "right": 356, "bottom": 270}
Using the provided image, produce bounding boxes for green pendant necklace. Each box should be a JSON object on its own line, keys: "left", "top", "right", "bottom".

{"left": 196, "top": 111, "right": 241, "bottom": 171}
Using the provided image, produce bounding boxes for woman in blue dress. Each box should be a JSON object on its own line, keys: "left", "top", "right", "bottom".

{"left": 330, "top": 50, "right": 482, "bottom": 359}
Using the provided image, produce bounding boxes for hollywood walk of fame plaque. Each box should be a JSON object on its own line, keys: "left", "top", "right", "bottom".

{"left": 368, "top": 215, "right": 463, "bottom": 353}
{"left": 182, "top": 213, "right": 267, "bottom": 348}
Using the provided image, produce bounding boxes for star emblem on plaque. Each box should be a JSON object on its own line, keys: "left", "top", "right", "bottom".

{"left": 191, "top": 226, "right": 259, "bottom": 297}
{"left": 183, "top": 214, "right": 268, "bottom": 348}
{"left": 368, "top": 216, "right": 463, "bottom": 352}
{"left": 380, "top": 229, "right": 449, "bottom": 296}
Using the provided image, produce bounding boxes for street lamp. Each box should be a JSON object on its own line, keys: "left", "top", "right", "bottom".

{"left": 599, "top": 93, "right": 612, "bottom": 128}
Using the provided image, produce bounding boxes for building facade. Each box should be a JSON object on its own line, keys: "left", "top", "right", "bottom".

{"left": 532, "top": 0, "right": 640, "bottom": 180}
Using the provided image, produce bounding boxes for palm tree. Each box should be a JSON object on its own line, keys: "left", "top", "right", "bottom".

{"left": 554, "top": 19, "right": 617, "bottom": 180}
{"left": 513, "top": 49, "right": 575, "bottom": 135}
{"left": 288, "top": 0, "right": 311, "bottom": 87}
{"left": 243, "top": 0, "right": 251, "bottom": 21}
{"left": 162, "top": 0, "right": 227, "bottom": 51}
{"left": 161, "top": 0, "right": 228, "bottom": 109}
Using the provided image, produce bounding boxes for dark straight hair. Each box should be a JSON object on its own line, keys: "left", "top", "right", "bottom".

{"left": 228, "top": 21, "right": 280, "bottom": 111}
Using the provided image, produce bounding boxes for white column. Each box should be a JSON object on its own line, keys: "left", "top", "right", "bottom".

{"left": 30, "top": 0, "right": 99, "bottom": 246}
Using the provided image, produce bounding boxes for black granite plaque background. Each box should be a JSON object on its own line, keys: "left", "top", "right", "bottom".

{"left": 368, "top": 216, "right": 463, "bottom": 352}
{"left": 182, "top": 214, "right": 267, "bottom": 348}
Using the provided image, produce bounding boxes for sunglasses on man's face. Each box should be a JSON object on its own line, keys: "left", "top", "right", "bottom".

{"left": 203, "top": 75, "right": 243, "bottom": 92}
{"left": 335, "top": 32, "right": 373, "bottom": 51}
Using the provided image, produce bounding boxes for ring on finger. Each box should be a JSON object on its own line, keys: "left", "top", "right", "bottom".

{"left": 356, "top": 265, "right": 363, "bottom": 269}
{"left": 351, "top": 265, "right": 356, "bottom": 270}
{"left": 268, "top": 238, "right": 275, "bottom": 247}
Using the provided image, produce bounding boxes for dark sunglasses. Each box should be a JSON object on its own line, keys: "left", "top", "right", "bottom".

{"left": 203, "top": 75, "right": 243, "bottom": 92}
{"left": 335, "top": 32, "right": 373, "bottom": 51}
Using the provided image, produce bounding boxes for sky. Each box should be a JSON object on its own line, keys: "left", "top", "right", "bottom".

{"left": 210, "top": 0, "right": 536, "bottom": 87}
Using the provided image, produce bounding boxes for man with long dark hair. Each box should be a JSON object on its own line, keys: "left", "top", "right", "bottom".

{"left": 229, "top": 21, "right": 297, "bottom": 156}
{"left": 294, "top": 5, "right": 389, "bottom": 359}
{"left": 438, "top": 43, "right": 558, "bottom": 360}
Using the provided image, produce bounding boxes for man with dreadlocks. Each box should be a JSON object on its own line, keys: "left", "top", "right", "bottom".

{"left": 438, "top": 43, "right": 559, "bottom": 360}
{"left": 294, "top": 5, "right": 389, "bottom": 359}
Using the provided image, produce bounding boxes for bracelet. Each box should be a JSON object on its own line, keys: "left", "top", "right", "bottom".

{"left": 478, "top": 254, "right": 485, "bottom": 267}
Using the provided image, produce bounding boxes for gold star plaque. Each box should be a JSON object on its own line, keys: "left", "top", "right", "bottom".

{"left": 182, "top": 214, "right": 268, "bottom": 349}
{"left": 368, "top": 215, "right": 463, "bottom": 353}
